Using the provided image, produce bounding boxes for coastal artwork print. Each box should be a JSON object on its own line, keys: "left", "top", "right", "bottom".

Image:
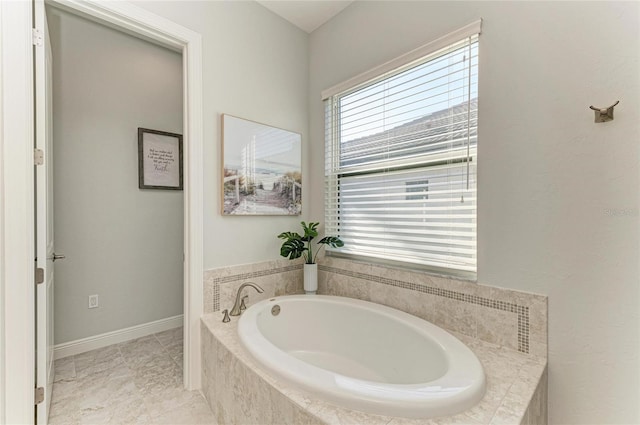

{"left": 221, "top": 114, "right": 301, "bottom": 215}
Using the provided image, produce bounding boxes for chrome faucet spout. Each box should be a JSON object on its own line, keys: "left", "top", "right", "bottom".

{"left": 229, "top": 282, "right": 264, "bottom": 316}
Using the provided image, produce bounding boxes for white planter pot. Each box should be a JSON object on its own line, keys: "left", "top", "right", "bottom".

{"left": 304, "top": 263, "right": 318, "bottom": 294}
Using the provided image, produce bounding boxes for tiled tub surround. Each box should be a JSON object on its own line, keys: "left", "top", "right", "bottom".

{"left": 318, "top": 256, "right": 548, "bottom": 358}
{"left": 204, "top": 257, "right": 547, "bottom": 358}
{"left": 520, "top": 367, "right": 548, "bottom": 425}
{"left": 202, "top": 257, "right": 548, "bottom": 423}
{"left": 203, "top": 258, "right": 304, "bottom": 314}
{"left": 201, "top": 315, "right": 547, "bottom": 425}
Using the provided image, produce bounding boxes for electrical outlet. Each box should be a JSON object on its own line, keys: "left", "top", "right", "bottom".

{"left": 88, "top": 294, "right": 99, "bottom": 309}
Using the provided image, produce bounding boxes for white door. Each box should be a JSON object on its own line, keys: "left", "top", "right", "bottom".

{"left": 35, "top": 0, "right": 56, "bottom": 422}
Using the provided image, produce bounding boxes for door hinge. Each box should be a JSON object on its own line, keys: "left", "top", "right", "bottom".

{"left": 35, "top": 268, "right": 44, "bottom": 284}
{"left": 34, "top": 149, "right": 44, "bottom": 166}
{"left": 32, "top": 28, "right": 44, "bottom": 47}
{"left": 34, "top": 387, "right": 44, "bottom": 405}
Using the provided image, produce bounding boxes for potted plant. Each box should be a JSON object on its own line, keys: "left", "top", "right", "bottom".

{"left": 278, "top": 221, "right": 344, "bottom": 294}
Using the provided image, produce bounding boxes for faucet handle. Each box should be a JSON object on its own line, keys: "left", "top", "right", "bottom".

{"left": 240, "top": 295, "right": 248, "bottom": 312}
{"left": 222, "top": 309, "right": 230, "bottom": 323}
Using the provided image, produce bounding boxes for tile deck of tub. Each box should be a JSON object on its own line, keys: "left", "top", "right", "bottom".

{"left": 202, "top": 314, "right": 547, "bottom": 425}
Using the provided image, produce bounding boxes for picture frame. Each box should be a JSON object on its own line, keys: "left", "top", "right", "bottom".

{"left": 221, "top": 114, "right": 302, "bottom": 215}
{"left": 138, "top": 127, "right": 183, "bottom": 190}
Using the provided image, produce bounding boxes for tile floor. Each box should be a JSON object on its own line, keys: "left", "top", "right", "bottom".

{"left": 49, "top": 327, "right": 216, "bottom": 425}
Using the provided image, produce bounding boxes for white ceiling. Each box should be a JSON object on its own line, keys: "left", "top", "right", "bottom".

{"left": 256, "top": 1, "right": 354, "bottom": 33}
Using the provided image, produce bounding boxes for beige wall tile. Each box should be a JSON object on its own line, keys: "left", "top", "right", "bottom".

{"left": 204, "top": 259, "right": 304, "bottom": 313}
{"left": 318, "top": 257, "right": 547, "bottom": 358}
{"left": 476, "top": 306, "right": 520, "bottom": 351}
{"left": 431, "top": 296, "right": 478, "bottom": 338}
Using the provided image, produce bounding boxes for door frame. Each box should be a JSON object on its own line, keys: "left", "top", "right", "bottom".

{"left": 0, "top": 1, "right": 204, "bottom": 422}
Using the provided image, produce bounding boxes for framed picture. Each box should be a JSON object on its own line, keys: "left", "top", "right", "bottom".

{"left": 221, "top": 114, "right": 302, "bottom": 215}
{"left": 138, "top": 128, "right": 183, "bottom": 190}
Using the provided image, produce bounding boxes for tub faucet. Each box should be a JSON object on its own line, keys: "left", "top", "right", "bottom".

{"left": 229, "top": 282, "right": 264, "bottom": 316}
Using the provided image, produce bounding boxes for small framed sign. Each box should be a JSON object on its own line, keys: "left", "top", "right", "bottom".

{"left": 138, "top": 127, "right": 183, "bottom": 190}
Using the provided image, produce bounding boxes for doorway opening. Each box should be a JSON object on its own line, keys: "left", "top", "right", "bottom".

{"left": 46, "top": 0, "right": 185, "bottom": 378}
{"left": 32, "top": 2, "right": 204, "bottom": 423}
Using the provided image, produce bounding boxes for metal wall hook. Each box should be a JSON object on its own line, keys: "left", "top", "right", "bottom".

{"left": 589, "top": 100, "right": 619, "bottom": 123}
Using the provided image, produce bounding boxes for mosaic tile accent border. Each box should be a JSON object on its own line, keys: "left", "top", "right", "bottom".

{"left": 319, "top": 265, "right": 531, "bottom": 354}
{"left": 211, "top": 264, "right": 303, "bottom": 312}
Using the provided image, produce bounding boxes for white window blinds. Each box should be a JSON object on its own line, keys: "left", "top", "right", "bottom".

{"left": 324, "top": 30, "right": 479, "bottom": 275}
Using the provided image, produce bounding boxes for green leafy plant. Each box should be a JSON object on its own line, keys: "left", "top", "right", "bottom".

{"left": 278, "top": 221, "right": 344, "bottom": 264}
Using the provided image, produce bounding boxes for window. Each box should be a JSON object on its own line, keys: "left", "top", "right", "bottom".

{"left": 406, "top": 180, "right": 429, "bottom": 201}
{"left": 324, "top": 23, "right": 480, "bottom": 276}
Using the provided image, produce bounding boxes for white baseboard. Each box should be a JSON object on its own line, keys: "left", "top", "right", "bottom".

{"left": 54, "top": 314, "right": 183, "bottom": 360}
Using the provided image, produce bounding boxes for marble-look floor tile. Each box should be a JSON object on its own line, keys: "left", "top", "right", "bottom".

{"left": 49, "top": 334, "right": 214, "bottom": 425}
{"left": 50, "top": 363, "right": 134, "bottom": 418}
{"left": 49, "top": 409, "right": 81, "bottom": 425}
{"left": 163, "top": 339, "right": 184, "bottom": 362}
{"left": 54, "top": 357, "right": 76, "bottom": 382}
{"left": 133, "top": 362, "right": 182, "bottom": 396}
{"left": 50, "top": 396, "right": 81, "bottom": 425}
{"left": 77, "top": 374, "right": 139, "bottom": 410}
{"left": 172, "top": 352, "right": 184, "bottom": 369}
{"left": 50, "top": 379, "right": 82, "bottom": 413}
{"left": 130, "top": 351, "right": 180, "bottom": 373}
{"left": 74, "top": 345, "right": 125, "bottom": 379}
{"left": 78, "top": 393, "right": 150, "bottom": 425}
{"left": 120, "top": 337, "right": 174, "bottom": 371}
{"left": 50, "top": 372, "right": 142, "bottom": 425}
{"left": 155, "top": 327, "right": 183, "bottom": 347}
{"left": 142, "top": 387, "right": 204, "bottom": 419}
{"left": 148, "top": 394, "right": 216, "bottom": 425}
{"left": 119, "top": 335, "right": 164, "bottom": 358}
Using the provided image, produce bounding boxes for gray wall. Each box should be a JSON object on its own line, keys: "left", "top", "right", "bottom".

{"left": 48, "top": 9, "right": 184, "bottom": 344}
{"left": 309, "top": 2, "right": 639, "bottom": 424}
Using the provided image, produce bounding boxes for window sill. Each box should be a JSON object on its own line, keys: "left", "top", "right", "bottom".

{"left": 324, "top": 251, "right": 477, "bottom": 283}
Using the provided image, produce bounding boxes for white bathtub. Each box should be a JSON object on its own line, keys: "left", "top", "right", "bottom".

{"left": 237, "top": 295, "right": 486, "bottom": 419}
